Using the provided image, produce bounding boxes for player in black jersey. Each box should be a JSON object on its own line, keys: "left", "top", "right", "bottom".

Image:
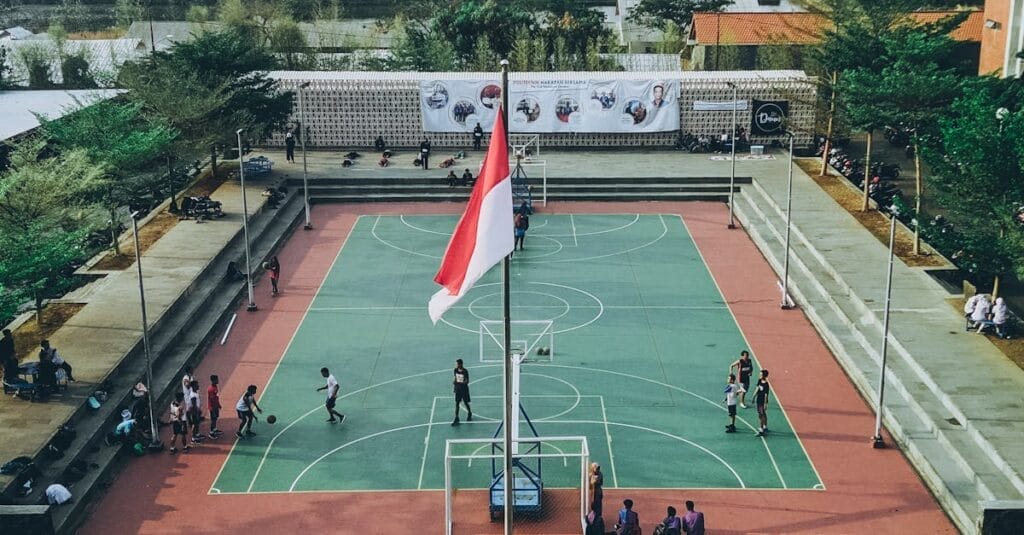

{"left": 754, "top": 369, "right": 770, "bottom": 437}
{"left": 729, "top": 350, "right": 754, "bottom": 408}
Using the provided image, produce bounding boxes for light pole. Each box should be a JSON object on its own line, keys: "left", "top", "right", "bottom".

{"left": 872, "top": 213, "right": 897, "bottom": 449}
{"left": 131, "top": 212, "right": 162, "bottom": 451}
{"left": 237, "top": 129, "right": 258, "bottom": 312}
{"left": 781, "top": 131, "right": 796, "bottom": 309}
{"left": 299, "top": 81, "right": 312, "bottom": 230}
{"left": 727, "top": 81, "right": 739, "bottom": 229}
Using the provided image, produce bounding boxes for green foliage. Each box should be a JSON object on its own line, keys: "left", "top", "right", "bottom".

{"left": 436, "top": 0, "right": 536, "bottom": 59}
{"left": 923, "top": 79, "right": 1024, "bottom": 281}
{"left": 388, "top": 22, "right": 458, "bottom": 71}
{"left": 628, "top": 0, "right": 733, "bottom": 29}
{"left": 269, "top": 16, "right": 308, "bottom": 69}
{"left": 0, "top": 47, "right": 14, "bottom": 89}
{"left": 15, "top": 43, "right": 56, "bottom": 89}
{"left": 186, "top": 5, "right": 212, "bottom": 23}
{"left": 0, "top": 223, "right": 88, "bottom": 317}
{"left": 0, "top": 283, "right": 21, "bottom": 325}
{"left": 60, "top": 48, "right": 96, "bottom": 89}
{"left": 114, "top": 0, "right": 145, "bottom": 28}
{"left": 0, "top": 137, "right": 106, "bottom": 233}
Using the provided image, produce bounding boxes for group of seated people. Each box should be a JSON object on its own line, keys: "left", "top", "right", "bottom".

{"left": 446, "top": 169, "right": 475, "bottom": 187}
{"left": 2, "top": 330, "right": 74, "bottom": 400}
{"left": 964, "top": 293, "right": 1011, "bottom": 339}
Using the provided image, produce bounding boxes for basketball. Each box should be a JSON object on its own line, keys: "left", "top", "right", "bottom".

{"left": 266, "top": 415, "right": 277, "bottom": 424}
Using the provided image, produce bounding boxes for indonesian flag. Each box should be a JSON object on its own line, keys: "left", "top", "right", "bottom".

{"left": 429, "top": 111, "right": 514, "bottom": 324}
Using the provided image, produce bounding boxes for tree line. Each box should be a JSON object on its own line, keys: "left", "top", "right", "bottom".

{"left": 813, "top": 0, "right": 1022, "bottom": 294}
{"left": 0, "top": 27, "right": 292, "bottom": 325}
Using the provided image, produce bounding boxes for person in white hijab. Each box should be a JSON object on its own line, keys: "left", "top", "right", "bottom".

{"left": 992, "top": 297, "right": 1010, "bottom": 338}
{"left": 964, "top": 293, "right": 983, "bottom": 330}
{"left": 970, "top": 294, "right": 991, "bottom": 326}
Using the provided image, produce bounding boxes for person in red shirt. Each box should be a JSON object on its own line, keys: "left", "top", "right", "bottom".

{"left": 207, "top": 375, "right": 223, "bottom": 438}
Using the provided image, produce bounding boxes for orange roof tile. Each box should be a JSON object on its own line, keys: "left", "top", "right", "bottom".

{"left": 691, "top": 10, "right": 982, "bottom": 46}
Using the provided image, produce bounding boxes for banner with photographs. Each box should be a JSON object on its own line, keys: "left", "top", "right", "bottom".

{"left": 420, "top": 79, "right": 680, "bottom": 133}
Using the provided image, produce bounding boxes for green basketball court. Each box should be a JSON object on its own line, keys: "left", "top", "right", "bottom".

{"left": 210, "top": 214, "right": 822, "bottom": 494}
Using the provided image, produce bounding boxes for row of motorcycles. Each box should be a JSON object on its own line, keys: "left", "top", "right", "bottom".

{"left": 823, "top": 144, "right": 906, "bottom": 216}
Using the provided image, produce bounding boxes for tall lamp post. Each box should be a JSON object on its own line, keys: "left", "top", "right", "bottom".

{"left": 872, "top": 214, "right": 897, "bottom": 448}
{"left": 781, "top": 131, "right": 796, "bottom": 309}
{"left": 237, "top": 129, "right": 258, "bottom": 312}
{"left": 727, "top": 81, "right": 739, "bottom": 229}
{"left": 131, "top": 212, "right": 162, "bottom": 451}
{"left": 299, "top": 81, "right": 312, "bottom": 230}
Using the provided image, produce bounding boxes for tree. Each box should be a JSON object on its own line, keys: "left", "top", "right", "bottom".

{"left": 186, "top": 5, "right": 211, "bottom": 23}
{"left": 39, "top": 100, "right": 178, "bottom": 254}
{"left": 388, "top": 21, "right": 458, "bottom": 71}
{"left": 923, "top": 79, "right": 1024, "bottom": 292}
{"left": 114, "top": 0, "right": 145, "bottom": 28}
{"left": 435, "top": 0, "right": 536, "bottom": 60}
{"left": 269, "top": 17, "right": 309, "bottom": 69}
{"left": 628, "top": 0, "right": 733, "bottom": 29}
{"left": 0, "top": 137, "right": 106, "bottom": 234}
{"left": 0, "top": 47, "right": 15, "bottom": 89}
{"left": 0, "top": 283, "right": 21, "bottom": 325}
{"left": 0, "top": 224, "right": 88, "bottom": 321}
{"left": 61, "top": 47, "right": 96, "bottom": 89}
{"left": 15, "top": 43, "right": 56, "bottom": 89}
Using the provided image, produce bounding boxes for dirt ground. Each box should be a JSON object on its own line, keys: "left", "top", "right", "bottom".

{"left": 91, "top": 163, "right": 233, "bottom": 271}
{"left": 796, "top": 159, "right": 946, "bottom": 268}
{"left": 10, "top": 303, "right": 86, "bottom": 363}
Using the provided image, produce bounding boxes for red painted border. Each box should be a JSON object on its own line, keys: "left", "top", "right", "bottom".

{"left": 80, "top": 202, "right": 953, "bottom": 534}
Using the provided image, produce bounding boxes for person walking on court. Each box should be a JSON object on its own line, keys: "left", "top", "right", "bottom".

{"left": 589, "top": 462, "right": 604, "bottom": 516}
{"left": 724, "top": 374, "right": 740, "bottom": 433}
{"left": 267, "top": 256, "right": 281, "bottom": 296}
{"left": 317, "top": 367, "right": 346, "bottom": 424}
{"left": 514, "top": 209, "right": 529, "bottom": 251}
{"left": 616, "top": 499, "right": 640, "bottom": 535}
{"left": 419, "top": 138, "right": 431, "bottom": 169}
{"left": 729, "top": 350, "right": 753, "bottom": 408}
{"left": 472, "top": 123, "right": 484, "bottom": 150}
{"left": 451, "top": 359, "right": 472, "bottom": 425}
{"left": 207, "top": 375, "right": 223, "bottom": 438}
{"left": 682, "top": 500, "right": 705, "bottom": 535}
{"left": 169, "top": 392, "right": 189, "bottom": 454}
{"left": 236, "top": 384, "right": 262, "bottom": 438}
{"left": 186, "top": 379, "right": 204, "bottom": 444}
{"left": 285, "top": 131, "right": 296, "bottom": 163}
{"left": 754, "top": 369, "right": 771, "bottom": 436}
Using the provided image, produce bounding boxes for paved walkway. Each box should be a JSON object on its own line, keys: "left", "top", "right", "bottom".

{"left": 0, "top": 168, "right": 277, "bottom": 488}
{"left": 730, "top": 156, "right": 1024, "bottom": 533}
{"left": 4, "top": 147, "right": 1021, "bottom": 532}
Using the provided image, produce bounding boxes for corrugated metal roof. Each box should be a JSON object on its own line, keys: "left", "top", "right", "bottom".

{"left": 268, "top": 70, "right": 809, "bottom": 82}
{"left": 0, "top": 26, "right": 35, "bottom": 40}
{"left": 691, "top": 10, "right": 983, "bottom": 46}
{"left": 0, "top": 89, "right": 124, "bottom": 141}
{"left": 0, "top": 37, "right": 146, "bottom": 86}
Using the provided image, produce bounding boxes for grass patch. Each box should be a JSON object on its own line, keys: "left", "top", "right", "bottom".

{"left": 796, "top": 159, "right": 946, "bottom": 268}
{"left": 91, "top": 162, "right": 234, "bottom": 271}
{"left": 10, "top": 303, "right": 86, "bottom": 363}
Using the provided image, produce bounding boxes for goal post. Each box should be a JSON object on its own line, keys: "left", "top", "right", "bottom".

{"left": 445, "top": 436, "right": 589, "bottom": 535}
{"left": 479, "top": 320, "right": 554, "bottom": 363}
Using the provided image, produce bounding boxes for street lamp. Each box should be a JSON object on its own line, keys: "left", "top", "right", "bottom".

{"left": 237, "top": 129, "right": 258, "bottom": 312}
{"left": 781, "top": 131, "right": 796, "bottom": 310}
{"left": 131, "top": 211, "right": 162, "bottom": 451}
{"left": 872, "top": 213, "right": 897, "bottom": 449}
{"left": 726, "top": 81, "right": 739, "bottom": 229}
{"left": 299, "top": 81, "right": 312, "bottom": 230}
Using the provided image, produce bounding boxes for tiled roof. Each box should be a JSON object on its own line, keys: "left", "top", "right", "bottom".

{"left": 691, "top": 10, "right": 982, "bottom": 46}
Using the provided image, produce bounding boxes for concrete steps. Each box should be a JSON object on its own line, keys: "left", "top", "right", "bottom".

{"left": 733, "top": 181, "right": 1024, "bottom": 534}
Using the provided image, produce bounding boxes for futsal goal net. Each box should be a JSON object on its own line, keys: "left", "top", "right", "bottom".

{"left": 479, "top": 320, "right": 554, "bottom": 363}
{"left": 444, "top": 436, "right": 589, "bottom": 535}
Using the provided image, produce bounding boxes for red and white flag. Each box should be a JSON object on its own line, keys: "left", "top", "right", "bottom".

{"left": 429, "top": 111, "right": 514, "bottom": 324}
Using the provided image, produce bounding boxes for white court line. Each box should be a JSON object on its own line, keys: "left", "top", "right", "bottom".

{"left": 287, "top": 417, "right": 746, "bottom": 491}
{"left": 400, "top": 213, "right": 638, "bottom": 238}
{"left": 676, "top": 214, "right": 822, "bottom": 490}
{"left": 570, "top": 214, "right": 578, "bottom": 246}
{"left": 309, "top": 304, "right": 728, "bottom": 312}
{"left": 599, "top": 396, "right": 618, "bottom": 487}
{"left": 219, "top": 214, "right": 360, "bottom": 495}
{"left": 417, "top": 397, "right": 437, "bottom": 489}
{"left": 372, "top": 215, "right": 440, "bottom": 259}
{"left": 519, "top": 214, "right": 668, "bottom": 265}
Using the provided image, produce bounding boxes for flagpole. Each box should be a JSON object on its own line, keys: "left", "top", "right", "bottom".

{"left": 499, "top": 58, "right": 514, "bottom": 535}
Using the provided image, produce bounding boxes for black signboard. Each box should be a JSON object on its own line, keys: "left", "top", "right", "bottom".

{"left": 751, "top": 100, "right": 788, "bottom": 136}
